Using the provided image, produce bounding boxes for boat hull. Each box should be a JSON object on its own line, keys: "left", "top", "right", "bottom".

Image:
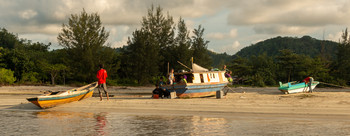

{"left": 161, "top": 82, "right": 228, "bottom": 98}
{"left": 27, "top": 82, "right": 97, "bottom": 109}
{"left": 279, "top": 81, "right": 319, "bottom": 94}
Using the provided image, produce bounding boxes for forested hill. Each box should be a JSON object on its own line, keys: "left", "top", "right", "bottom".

{"left": 208, "top": 50, "right": 232, "bottom": 68}
{"left": 235, "top": 36, "right": 338, "bottom": 59}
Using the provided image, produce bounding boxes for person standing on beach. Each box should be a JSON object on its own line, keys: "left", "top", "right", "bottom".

{"left": 97, "top": 64, "right": 109, "bottom": 101}
{"left": 168, "top": 68, "right": 175, "bottom": 85}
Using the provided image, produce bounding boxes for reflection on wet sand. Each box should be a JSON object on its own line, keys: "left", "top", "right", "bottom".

{"left": 35, "top": 111, "right": 98, "bottom": 135}
{"left": 127, "top": 115, "right": 228, "bottom": 135}
{"left": 34, "top": 111, "right": 230, "bottom": 135}
{"left": 191, "top": 116, "right": 228, "bottom": 135}
{"left": 2, "top": 109, "right": 350, "bottom": 135}
{"left": 95, "top": 112, "right": 108, "bottom": 136}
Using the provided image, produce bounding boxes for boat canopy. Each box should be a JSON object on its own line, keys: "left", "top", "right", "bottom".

{"left": 192, "top": 63, "right": 208, "bottom": 72}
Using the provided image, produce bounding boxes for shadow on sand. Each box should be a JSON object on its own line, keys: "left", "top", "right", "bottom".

{"left": 6, "top": 103, "right": 41, "bottom": 110}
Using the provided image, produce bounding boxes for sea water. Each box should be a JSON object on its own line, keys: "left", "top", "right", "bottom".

{"left": 1, "top": 110, "right": 350, "bottom": 136}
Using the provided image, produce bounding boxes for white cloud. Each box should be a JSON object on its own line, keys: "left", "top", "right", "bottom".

{"left": 251, "top": 39, "right": 264, "bottom": 45}
{"left": 207, "top": 32, "right": 226, "bottom": 40}
{"left": 216, "top": 41, "right": 242, "bottom": 55}
{"left": 226, "top": 0, "right": 350, "bottom": 35}
{"left": 206, "top": 28, "right": 238, "bottom": 40}
{"left": 8, "top": 24, "right": 61, "bottom": 35}
{"left": 227, "top": 0, "right": 350, "bottom": 26}
{"left": 184, "top": 20, "right": 196, "bottom": 37}
{"left": 232, "top": 41, "right": 240, "bottom": 48}
{"left": 19, "top": 10, "right": 37, "bottom": 19}
{"left": 229, "top": 29, "right": 237, "bottom": 38}
{"left": 18, "top": 33, "right": 58, "bottom": 48}
{"left": 327, "top": 31, "right": 343, "bottom": 42}
{"left": 1, "top": 0, "right": 350, "bottom": 55}
{"left": 253, "top": 25, "right": 318, "bottom": 35}
{"left": 111, "top": 36, "right": 128, "bottom": 48}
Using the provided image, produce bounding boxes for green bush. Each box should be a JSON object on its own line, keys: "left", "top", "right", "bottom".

{"left": 0, "top": 68, "right": 16, "bottom": 85}
{"left": 108, "top": 78, "right": 139, "bottom": 86}
{"left": 106, "top": 79, "right": 119, "bottom": 86}
{"left": 251, "top": 74, "right": 266, "bottom": 87}
{"left": 21, "top": 72, "right": 39, "bottom": 83}
{"left": 151, "top": 76, "right": 168, "bottom": 85}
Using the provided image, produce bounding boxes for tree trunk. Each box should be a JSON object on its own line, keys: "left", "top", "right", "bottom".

{"left": 288, "top": 69, "right": 291, "bottom": 82}
{"left": 63, "top": 70, "right": 65, "bottom": 85}
{"left": 51, "top": 73, "right": 56, "bottom": 85}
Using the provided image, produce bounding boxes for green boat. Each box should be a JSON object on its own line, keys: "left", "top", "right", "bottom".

{"left": 279, "top": 81, "right": 319, "bottom": 94}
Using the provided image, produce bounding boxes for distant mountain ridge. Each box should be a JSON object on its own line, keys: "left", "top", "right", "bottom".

{"left": 234, "top": 36, "right": 338, "bottom": 59}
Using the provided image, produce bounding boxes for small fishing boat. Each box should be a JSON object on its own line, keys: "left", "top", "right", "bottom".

{"left": 278, "top": 81, "right": 319, "bottom": 94}
{"left": 161, "top": 63, "right": 229, "bottom": 98}
{"left": 27, "top": 82, "right": 98, "bottom": 109}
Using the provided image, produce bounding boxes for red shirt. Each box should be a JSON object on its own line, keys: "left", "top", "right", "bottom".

{"left": 96, "top": 69, "right": 107, "bottom": 84}
{"left": 303, "top": 77, "right": 311, "bottom": 83}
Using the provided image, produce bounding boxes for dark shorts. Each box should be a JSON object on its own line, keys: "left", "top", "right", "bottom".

{"left": 98, "top": 83, "right": 108, "bottom": 94}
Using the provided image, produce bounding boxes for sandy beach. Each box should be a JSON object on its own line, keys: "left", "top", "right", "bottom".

{"left": 1, "top": 86, "right": 350, "bottom": 135}
{"left": 1, "top": 85, "right": 350, "bottom": 115}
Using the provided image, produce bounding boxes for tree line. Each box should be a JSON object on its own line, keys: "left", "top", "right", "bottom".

{"left": 0, "top": 5, "right": 349, "bottom": 87}
{"left": 0, "top": 6, "right": 211, "bottom": 86}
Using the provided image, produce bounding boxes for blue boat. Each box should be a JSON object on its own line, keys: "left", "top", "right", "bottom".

{"left": 161, "top": 63, "right": 229, "bottom": 98}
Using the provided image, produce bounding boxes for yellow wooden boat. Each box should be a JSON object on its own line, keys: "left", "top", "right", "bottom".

{"left": 27, "top": 82, "right": 98, "bottom": 109}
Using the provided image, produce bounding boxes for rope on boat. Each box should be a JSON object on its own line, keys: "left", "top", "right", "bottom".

{"left": 223, "top": 86, "right": 238, "bottom": 95}
{"left": 318, "top": 81, "right": 349, "bottom": 89}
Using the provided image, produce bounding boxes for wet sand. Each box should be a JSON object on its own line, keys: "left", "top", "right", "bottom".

{"left": 1, "top": 86, "right": 350, "bottom": 135}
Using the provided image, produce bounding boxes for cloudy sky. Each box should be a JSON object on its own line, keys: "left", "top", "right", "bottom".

{"left": 1, "top": 0, "right": 349, "bottom": 55}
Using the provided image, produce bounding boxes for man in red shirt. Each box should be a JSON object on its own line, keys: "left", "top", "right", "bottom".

{"left": 303, "top": 76, "right": 314, "bottom": 93}
{"left": 97, "top": 64, "right": 109, "bottom": 101}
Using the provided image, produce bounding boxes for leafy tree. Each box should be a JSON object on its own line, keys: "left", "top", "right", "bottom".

{"left": 276, "top": 49, "right": 300, "bottom": 82}
{"left": 173, "top": 17, "right": 192, "bottom": 70}
{"left": 0, "top": 28, "right": 21, "bottom": 49}
{"left": 191, "top": 25, "right": 212, "bottom": 68}
{"left": 142, "top": 5, "right": 175, "bottom": 76}
{"left": 121, "top": 5, "right": 175, "bottom": 84}
{"left": 310, "top": 57, "right": 332, "bottom": 83}
{"left": 122, "top": 30, "right": 150, "bottom": 84}
{"left": 229, "top": 56, "right": 251, "bottom": 78}
{"left": 3, "top": 48, "right": 33, "bottom": 81}
{"left": 249, "top": 53, "right": 276, "bottom": 86}
{"left": 0, "top": 47, "right": 5, "bottom": 68}
{"left": 57, "top": 9, "right": 110, "bottom": 83}
{"left": 335, "top": 28, "right": 350, "bottom": 85}
{"left": 228, "top": 56, "right": 251, "bottom": 84}
{"left": 0, "top": 68, "right": 16, "bottom": 85}
{"left": 0, "top": 28, "right": 52, "bottom": 83}
{"left": 39, "top": 59, "right": 67, "bottom": 85}
{"left": 21, "top": 72, "right": 40, "bottom": 84}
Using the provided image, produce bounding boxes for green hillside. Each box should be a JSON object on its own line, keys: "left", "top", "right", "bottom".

{"left": 235, "top": 36, "right": 338, "bottom": 59}
{"left": 208, "top": 50, "right": 232, "bottom": 68}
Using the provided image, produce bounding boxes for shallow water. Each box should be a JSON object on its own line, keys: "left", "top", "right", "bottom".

{"left": 1, "top": 109, "right": 350, "bottom": 136}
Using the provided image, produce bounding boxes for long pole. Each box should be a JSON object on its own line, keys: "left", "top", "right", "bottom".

{"left": 167, "top": 62, "right": 169, "bottom": 75}
{"left": 177, "top": 61, "right": 191, "bottom": 71}
{"left": 191, "top": 57, "right": 193, "bottom": 67}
